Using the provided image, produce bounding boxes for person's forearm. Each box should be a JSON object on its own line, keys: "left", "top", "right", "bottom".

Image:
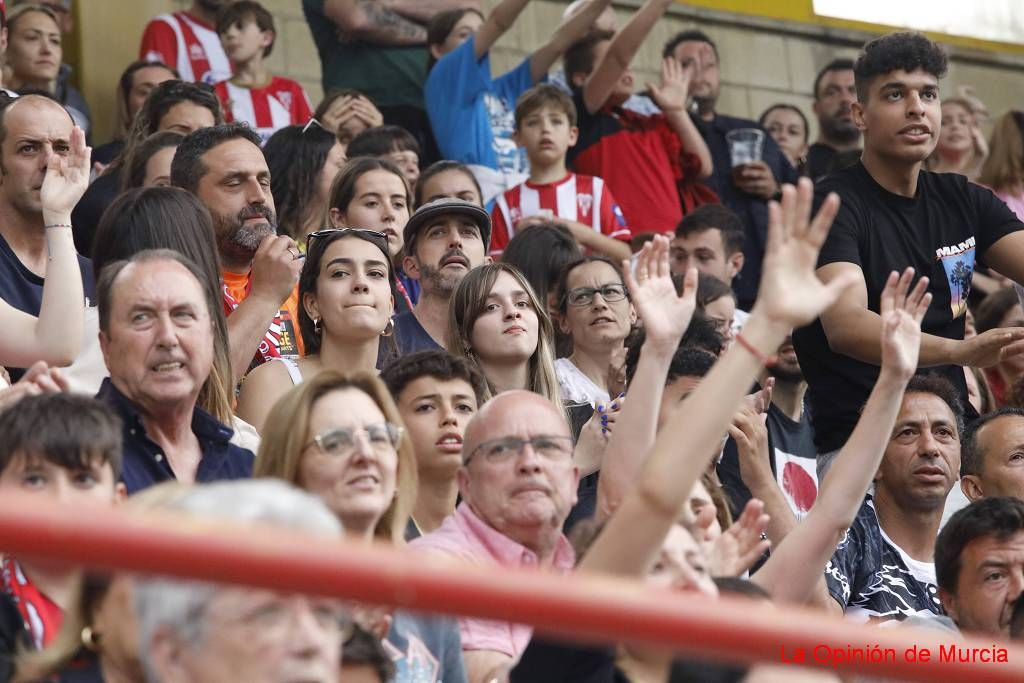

{"left": 665, "top": 109, "right": 713, "bottom": 180}
{"left": 529, "top": 0, "right": 612, "bottom": 82}
{"left": 583, "top": 0, "right": 672, "bottom": 113}
{"left": 225, "top": 293, "right": 283, "bottom": 386}
{"left": 29, "top": 216, "right": 83, "bottom": 366}
{"left": 825, "top": 306, "right": 956, "bottom": 367}
{"left": 381, "top": 0, "right": 480, "bottom": 23}
{"left": 326, "top": 0, "right": 427, "bottom": 45}
{"left": 743, "top": 470, "right": 797, "bottom": 548}
{"left": 750, "top": 370, "right": 908, "bottom": 604}
{"left": 565, "top": 221, "right": 632, "bottom": 261}
{"left": 474, "top": 0, "right": 530, "bottom": 59}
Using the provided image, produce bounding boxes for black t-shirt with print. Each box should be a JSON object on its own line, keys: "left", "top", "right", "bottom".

{"left": 792, "top": 162, "right": 1023, "bottom": 453}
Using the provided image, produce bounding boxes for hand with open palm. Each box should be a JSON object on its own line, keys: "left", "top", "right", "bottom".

{"left": 40, "top": 125, "right": 91, "bottom": 222}
{"left": 879, "top": 267, "right": 930, "bottom": 382}
{"left": 623, "top": 235, "right": 697, "bottom": 354}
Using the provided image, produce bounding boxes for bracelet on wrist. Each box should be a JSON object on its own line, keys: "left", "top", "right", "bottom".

{"left": 44, "top": 223, "right": 72, "bottom": 230}
{"left": 735, "top": 332, "right": 778, "bottom": 367}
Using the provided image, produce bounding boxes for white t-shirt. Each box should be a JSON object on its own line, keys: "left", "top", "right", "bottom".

{"left": 555, "top": 357, "right": 610, "bottom": 407}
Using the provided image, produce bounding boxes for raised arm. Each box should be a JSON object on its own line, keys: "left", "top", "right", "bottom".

{"left": 529, "top": 0, "right": 613, "bottom": 83}
{"left": 381, "top": 0, "right": 481, "bottom": 23}
{"left": 580, "top": 178, "right": 859, "bottom": 578}
{"left": 582, "top": 0, "right": 673, "bottom": 114}
{"left": 647, "top": 56, "right": 713, "bottom": 179}
{"left": 818, "top": 261, "right": 1024, "bottom": 368}
{"left": 595, "top": 239, "right": 698, "bottom": 522}
{"left": 0, "top": 125, "right": 89, "bottom": 368}
{"left": 472, "top": 0, "right": 531, "bottom": 60}
{"left": 751, "top": 268, "right": 930, "bottom": 608}
{"left": 323, "top": 0, "right": 427, "bottom": 46}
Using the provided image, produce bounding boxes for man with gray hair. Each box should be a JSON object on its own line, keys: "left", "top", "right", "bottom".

{"left": 96, "top": 249, "right": 254, "bottom": 493}
{"left": 409, "top": 390, "right": 578, "bottom": 683}
{"left": 136, "top": 479, "right": 347, "bottom": 683}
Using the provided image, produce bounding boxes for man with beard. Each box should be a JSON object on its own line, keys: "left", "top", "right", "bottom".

{"left": 394, "top": 198, "right": 492, "bottom": 353}
{"left": 805, "top": 59, "right": 862, "bottom": 180}
{"left": 171, "top": 122, "right": 304, "bottom": 372}
{"left": 663, "top": 29, "right": 798, "bottom": 311}
{"left": 140, "top": 0, "right": 234, "bottom": 85}
{"left": 718, "top": 333, "right": 818, "bottom": 520}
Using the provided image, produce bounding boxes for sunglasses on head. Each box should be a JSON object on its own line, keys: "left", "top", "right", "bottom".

{"left": 305, "top": 228, "right": 390, "bottom": 258}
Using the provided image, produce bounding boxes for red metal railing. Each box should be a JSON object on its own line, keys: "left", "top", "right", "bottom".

{"left": 0, "top": 492, "right": 1020, "bottom": 681}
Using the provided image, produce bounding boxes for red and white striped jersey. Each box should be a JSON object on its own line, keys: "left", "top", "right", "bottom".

{"left": 139, "top": 12, "right": 231, "bottom": 85}
{"left": 214, "top": 77, "right": 314, "bottom": 144}
{"left": 490, "top": 173, "right": 630, "bottom": 257}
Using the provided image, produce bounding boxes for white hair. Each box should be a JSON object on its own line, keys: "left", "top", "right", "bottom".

{"left": 135, "top": 480, "right": 343, "bottom": 683}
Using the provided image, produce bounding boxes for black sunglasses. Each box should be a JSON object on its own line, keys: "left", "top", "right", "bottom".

{"left": 305, "top": 228, "right": 390, "bottom": 256}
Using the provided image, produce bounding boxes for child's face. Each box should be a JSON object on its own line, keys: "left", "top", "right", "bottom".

{"left": 397, "top": 377, "right": 478, "bottom": 477}
{"left": 514, "top": 104, "right": 578, "bottom": 167}
{"left": 0, "top": 453, "right": 124, "bottom": 506}
{"left": 219, "top": 17, "right": 272, "bottom": 65}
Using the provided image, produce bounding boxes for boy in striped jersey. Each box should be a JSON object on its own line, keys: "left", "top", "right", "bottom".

{"left": 490, "top": 84, "right": 631, "bottom": 261}
{"left": 213, "top": 1, "right": 312, "bottom": 144}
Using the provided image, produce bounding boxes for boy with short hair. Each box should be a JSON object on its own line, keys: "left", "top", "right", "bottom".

{"left": 213, "top": 1, "right": 312, "bottom": 142}
{"left": 381, "top": 351, "right": 487, "bottom": 538}
{"left": 0, "top": 394, "right": 125, "bottom": 676}
{"left": 347, "top": 124, "right": 423, "bottom": 192}
{"left": 490, "top": 84, "right": 631, "bottom": 261}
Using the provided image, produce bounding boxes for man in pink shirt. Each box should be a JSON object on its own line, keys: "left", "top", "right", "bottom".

{"left": 409, "top": 390, "right": 578, "bottom": 683}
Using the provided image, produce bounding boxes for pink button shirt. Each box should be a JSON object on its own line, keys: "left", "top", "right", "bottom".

{"left": 409, "top": 502, "right": 576, "bottom": 658}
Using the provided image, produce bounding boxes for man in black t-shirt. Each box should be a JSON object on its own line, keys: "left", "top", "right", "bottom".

{"left": 792, "top": 32, "right": 1024, "bottom": 471}
{"left": 805, "top": 58, "right": 861, "bottom": 181}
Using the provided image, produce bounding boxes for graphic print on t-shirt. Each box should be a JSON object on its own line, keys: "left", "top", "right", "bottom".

{"left": 775, "top": 449, "right": 818, "bottom": 516}
{"left": 936, "top": 236, "right": 976, "bottom": 318}
{"left": 484, "top": 92, "right": 526, "bottom": 175}
{"left": 382, "top": 632, "right": 441, "bottom": 682}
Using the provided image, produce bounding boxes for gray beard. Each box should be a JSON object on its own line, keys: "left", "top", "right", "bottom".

{"left": 419, "top": 262, "right": 463, "bottom": 298}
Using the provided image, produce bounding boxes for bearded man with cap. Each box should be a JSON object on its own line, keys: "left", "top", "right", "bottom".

{"left": 394, "top": 198, "right": 492, "bottom": 354}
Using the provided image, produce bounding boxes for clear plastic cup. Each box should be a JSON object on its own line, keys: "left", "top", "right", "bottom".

{"left": 725, "top": 128, "right": 765, "bottom": 167}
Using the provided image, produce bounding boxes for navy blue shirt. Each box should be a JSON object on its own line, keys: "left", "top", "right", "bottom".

{"left": 692, "top": 112, "right": 798, "bottom": 309}
{"left": 394, "top": 310, "right": 442, "bottom": 355}
{"left": 96, "top": 378, "right": 254, "bottom": 494}
{"left": 0, "top": 232, "right": 96, "bottom": 381}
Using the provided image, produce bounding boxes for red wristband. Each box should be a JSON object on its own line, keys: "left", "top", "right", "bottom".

{"left": 735, "top": 332, "right": 778, "bottom": 367}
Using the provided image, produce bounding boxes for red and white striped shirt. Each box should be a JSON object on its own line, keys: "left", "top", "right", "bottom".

{"left": 214, "top": 77, "right": 314, "bottom": 144}
{"left": 490, "top": 173, "right": 630, "bottom": 257}
{"left": 139, "top": 12, "right": 231, "bottom": 85}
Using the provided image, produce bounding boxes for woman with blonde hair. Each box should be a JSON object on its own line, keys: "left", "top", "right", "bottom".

{"left": 927, "top": 97, "right": 987, "bottom": 179}
{"left": 254, "top": 371, "right": 468, "bottom": 681}
{"left": 446, "top": 262, "right": 561, "bottom": 407}
{"left": 978, "top": 110, "right": 1024, "bottom": 221}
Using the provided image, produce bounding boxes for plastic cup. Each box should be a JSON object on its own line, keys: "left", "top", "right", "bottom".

{"left": 725, "top": 128, "right": 765, "bottom": 167}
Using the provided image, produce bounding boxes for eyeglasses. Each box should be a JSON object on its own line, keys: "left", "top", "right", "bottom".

{"left": 301, "top": 117, "right": 327, "bottom": 134}
{"left": 305, "top": 423, "right": 404, "bottom": 457}
{"left": 566, "top": 284, "right": 627, "bottom": 307}
{"left": 465, "top": 435, "right": 574, "bottom": 464}
{"left": 305, "top": 228, "right": 389, "bottom": 255}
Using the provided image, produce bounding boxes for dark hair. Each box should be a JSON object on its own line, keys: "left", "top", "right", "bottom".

{"left": 415, "top": 159, "right": 483, "bottom": 208}
{"left": 326, "top": 156, "right": 412, "bottom": 224}
{"left": 758, "top": 103, "right": 810, "bottom": 144}
{"left": 298, "top": 230, "right": 394, "bottom": 355}
{"left": 674, "top": 204, "right": 745, "bottom": 256}
{"left": 170, "top": 122, "right": 263, "bottom": 194}
{"left": 115, "top": 60, "right": 179, "bottom": 139}
{"left": 563, "top": 30, "right": 614, "bottom": 87}
{"left": 813, "top": 58, "right": 855, "bottom": 100}
{"left": 905, "top": 373, "right": 965, "bottom": 437}
{"left": 381, "top": 349, "right": 488, "bottom": 407}
{"left": 502, "top": 223, "right": 583, "bottom": 311}
{"left": 665, "top": 346, "right": 717, "bottom": 386}
{"left": 515, "top": 83, "right": 577, "bottom": 128}
{"left": 975, "top": 287, "right": 1019, "bottom": 334}
{"left": 110, "top": 80, "right": 223, "bottom": 174}
{"left": 347, "top": 124, "right": 421, "bottom": 159}
{"left": 854, "top": 32, "right": 948, "bottom": 101}
{"left": 0, "top": 393, "right": 123, "bottom": 480}
{"left": 342, "top": 625, "right": 396, "bottom": 682}
{"left": 662, "top": 29, "right": 719, "bottom": 60}
{"left": 695, "top": 272, "right": 735, "bottom": 310}
{"left": 935, "top": 496, "right": 1024, "bottom": 595}
{"left": 554, "top": 255, "right": 626, "bottom": 316}
{"left": 624, "top": 325, "right": 721, "bottom": 387}
{"left": 216, "top": 0, "right": 276, "bottom": 58}
{"left": 961, "top": 407, "right": 1024, "bottom": 477}
{"left": 120, "top": 130, "right": 184, "bottom": 192}
{"left": 264, "top": 123, "right": 338, "bottom": 238}
{"left": 426, "top": 8, "right": 485, "bottom": 70}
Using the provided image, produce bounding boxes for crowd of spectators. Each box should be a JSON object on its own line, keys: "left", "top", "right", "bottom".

{"left": 1, "top": 0, "right": 1024, "bottom": 682}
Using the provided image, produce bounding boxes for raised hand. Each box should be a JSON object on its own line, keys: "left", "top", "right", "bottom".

{"left": 623, "top": 235, "right": 697, "bottom": 352}
{"left": 708, "top": 498, "right": 771, "bottom": 577}
{"left": 647, "top": 56, "right": 693, "bottom": 113}
{"left": 754, "top": 178, "right": 859, "bottom": 328}
{"left": 878, "top": 268, "right": 930, "bottom": 381}
{"left": 729, "top": 406, "right": 773, "bottom": 492}
{"left": 40, "top": 125, "right": 91, "bottom": 220}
